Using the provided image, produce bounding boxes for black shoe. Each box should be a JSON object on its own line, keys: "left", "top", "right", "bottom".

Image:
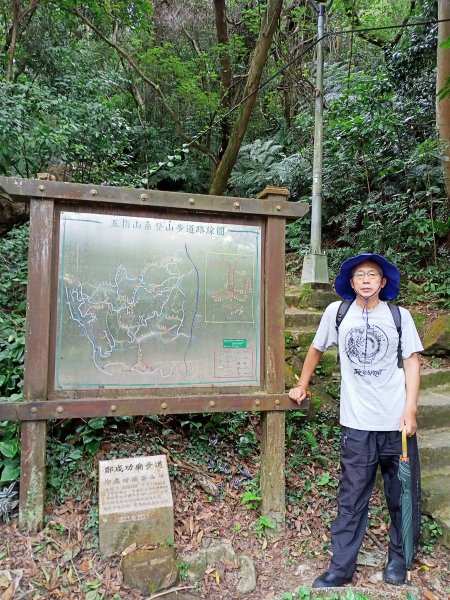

{"left": 312, "top": 571, "right": 352, "bottom": 588}
{"left": 383, "top": 559, "right": 406, "bottom": 585}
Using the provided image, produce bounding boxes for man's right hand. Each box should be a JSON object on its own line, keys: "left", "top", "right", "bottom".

{"left": 288, "top": 384, "right": 308, "bottom": 404}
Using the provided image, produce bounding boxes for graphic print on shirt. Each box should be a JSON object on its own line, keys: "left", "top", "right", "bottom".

{"left": 345, "top": 325, "right": 389, "bottom": 369}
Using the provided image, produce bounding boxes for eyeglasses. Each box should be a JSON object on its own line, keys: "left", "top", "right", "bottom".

{"left": 352, "top": 270, "right": 382, "bottom": 280}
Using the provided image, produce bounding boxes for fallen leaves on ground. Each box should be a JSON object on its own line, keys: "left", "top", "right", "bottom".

{"left": 1, "top": 417, "right": 449, "bottom": 600}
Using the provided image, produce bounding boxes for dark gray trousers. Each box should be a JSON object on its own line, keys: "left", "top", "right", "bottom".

{"left": 329, "top": 427, "right": 421, "bottom": 579}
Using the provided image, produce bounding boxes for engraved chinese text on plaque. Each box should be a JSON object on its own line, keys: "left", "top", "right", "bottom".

{"left": 98, "top": 455, "right": 174, "bottom": 556}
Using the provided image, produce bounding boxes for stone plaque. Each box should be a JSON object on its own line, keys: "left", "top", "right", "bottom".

{"left": 99, "top": 455, "right": 174, "bottom": 556}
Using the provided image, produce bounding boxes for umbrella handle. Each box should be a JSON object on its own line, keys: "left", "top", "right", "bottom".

{"left": 401, "top": 427, "right": 408, "bottom": 459}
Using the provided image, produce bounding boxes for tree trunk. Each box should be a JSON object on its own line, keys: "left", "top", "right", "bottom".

{"left": 209, "top": 0, "right": 283, "bottom": 196}
{"left": 213, "top": 0, "right": 233, "bottom": 160}
{"left": 437, "top": 0, "right": 450, "bottom": 200}
{"left": 6, "top": 1, "right": 20, "bottom": 81}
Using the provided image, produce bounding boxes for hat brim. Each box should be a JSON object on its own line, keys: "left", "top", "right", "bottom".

{"left": 334, "top": 253, "right": 400, "bottom": 301}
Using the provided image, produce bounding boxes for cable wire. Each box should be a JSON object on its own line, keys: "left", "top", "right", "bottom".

{"left": 147, "top": 17, "right": 448, "bottom": 177}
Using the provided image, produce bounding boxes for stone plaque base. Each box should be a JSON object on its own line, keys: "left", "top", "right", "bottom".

{"left": 99, "top": 506, "right": 174, "bottom": 556}
{"left": 121, "top": 546, "right": 178, "bottom": 595}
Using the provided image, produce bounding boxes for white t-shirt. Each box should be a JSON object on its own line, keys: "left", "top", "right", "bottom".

{"left": 312, "top": 300, "right": 424, "bottom": 431}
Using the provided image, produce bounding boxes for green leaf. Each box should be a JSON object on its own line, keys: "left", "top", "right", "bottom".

{"left": 258, "top": 515, "right": 276, "bottom": 529}
{"left": 1, "top": 461, "right": 20, "bottom": 482}
{"left": 87, "top": 417, "right": 106, "bottom": 430}
{"left": 316, "top": 472, "right": 331, "bottom": 486}
{"left": 439, "top": 36, "right": 450, "bottom": 48}
{"left": 0, "top": 439, "right": 19, "bottom": 458}
{"left": 85, "top": 440, "right": 101, "bottom": 455}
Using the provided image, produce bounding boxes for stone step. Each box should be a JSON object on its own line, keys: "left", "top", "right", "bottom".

{"left": 285, "top": 307, "right": 323, "bottom": 329}
{"left": 284, "top": 328, "right": 317, "bottom": 351}
{"left": 421, "top": 466, "right": 450, "bottom": 515}
{"left": 285, "top": 291, "right": 302, "bottom": 309}
{"left": 420, "top": 368, "right": 450, "bottom": 389}
{"left": 417, "top": 427, "right": 450, "bottom": 471}
{"left": 433, "top": 504, "right": 450, "bottom": 548}
{"left": 417, "top": 384, "right": 450, "bottom": 429}
{"left": 273, "top": 584, "right": 420, "bottom": 599}
{"left": 285, "top": 285, "right": 339, "bottom": 310}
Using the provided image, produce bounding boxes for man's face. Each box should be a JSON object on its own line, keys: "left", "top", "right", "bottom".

{"left": 350, "top": 260, "right": 386, "bottom": 299}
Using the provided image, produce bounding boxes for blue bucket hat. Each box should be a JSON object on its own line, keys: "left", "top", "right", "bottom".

{"left": 334, "top": 253, "right": 400, "bottom": 301}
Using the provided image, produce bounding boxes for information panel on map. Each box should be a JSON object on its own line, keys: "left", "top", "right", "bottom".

{"left": 55, "top": 212, "right": 261, "bottom": 389}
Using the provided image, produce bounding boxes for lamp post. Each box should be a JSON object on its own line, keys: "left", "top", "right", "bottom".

{"left": 301, "top": 0, "right": 333, "bottom": 284}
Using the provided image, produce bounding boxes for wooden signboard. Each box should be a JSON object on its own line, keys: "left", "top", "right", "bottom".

{"left": 0, "top": 177, "right": 309, "bottom": 533}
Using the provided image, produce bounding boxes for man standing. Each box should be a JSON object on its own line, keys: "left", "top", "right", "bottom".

{"left": 289, "top": 253, "right": 423, "bottom": 588}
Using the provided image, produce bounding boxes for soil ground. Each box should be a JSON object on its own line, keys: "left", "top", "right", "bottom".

{"left": 1, "top": 413, "right": 449, "bottom": 600}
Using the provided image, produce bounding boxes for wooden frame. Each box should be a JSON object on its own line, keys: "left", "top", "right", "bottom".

{"left": 0, "top": 177, "right": 309, "bottom": 532}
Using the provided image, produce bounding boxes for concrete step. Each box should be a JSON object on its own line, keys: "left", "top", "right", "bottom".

{"left": 284, "top": 328, "right": 316, "bottom": 351}
{"left": 433, "top": 504, "right": 450, "bottom": 548}
{"left": 285, "top": 285, "right": 339, "bottom": 310}
{"left": 273, "top": 584, "right": 420, "bottom": 599}
{"left": 420, "top": 368, "right": 450, "bottom": 389}
{"left": 285, "top": 290, "right": 302, "bottom": 309}
{"left": 421, "top": 466, "right": 450, "bottom": 514}
{"left": 417, "top": 427, "right": 450, "bottom": 471}
{"left": 285, "top": 307, "right": 323, "bottom": 329}
{"left": 417, "top": 384, "right": 450, "bottom": 429}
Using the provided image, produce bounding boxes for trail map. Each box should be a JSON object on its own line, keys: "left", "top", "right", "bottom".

{"left": 55, "top": 212, "right": 261, "bottom": 388}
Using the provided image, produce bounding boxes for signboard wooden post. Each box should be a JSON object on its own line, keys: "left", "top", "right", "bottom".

{"left": 260, "top": 186, "right": 288, "bottom": 531}
{"left": 0, "top": 177, "right": 309, "bottom": 534}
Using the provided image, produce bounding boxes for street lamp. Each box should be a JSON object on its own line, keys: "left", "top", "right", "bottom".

{"left": 301, "top": 0, "right": 333, "bottom": 284}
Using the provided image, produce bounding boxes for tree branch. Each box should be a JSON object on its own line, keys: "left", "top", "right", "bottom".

{"left": 182, "top": 27, "right": 202, "bottom": 56}
{"left": 341, "top": 0, "right": 418, "bottom": 50}
{"left": 18, "top": 0, "right": 41, "bottom": 22}
{"left": 71, "top": 7, "right": 216, "bottom": 162}
{"left": 341, "top": 0, "right": 386, "bottom": 49}
{"left": 388, "top": 0, "right": 417, "bottom": 48}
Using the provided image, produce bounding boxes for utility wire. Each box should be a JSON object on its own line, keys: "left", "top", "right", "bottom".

{"left": 147, "top": 17, "right": 448, "bottom": 178}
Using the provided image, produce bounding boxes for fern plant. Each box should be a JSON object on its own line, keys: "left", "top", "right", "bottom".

{"left": 229, "top": 138, "right": 310, "bottom": 198}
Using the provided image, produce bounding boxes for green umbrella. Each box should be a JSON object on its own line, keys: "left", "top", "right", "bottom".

{"left": 399, "top": 428, "right": 414, "bottom": 585}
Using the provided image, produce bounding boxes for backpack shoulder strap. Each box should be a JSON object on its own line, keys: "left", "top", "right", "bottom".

{"left": 336, "top": 299, "right": 353, "bottom": 331}
{"left": 388, "top": 303, "right": 403, "bottom": 368}
{"left": 335, "top": 300, "right": 403, "bottom": 368}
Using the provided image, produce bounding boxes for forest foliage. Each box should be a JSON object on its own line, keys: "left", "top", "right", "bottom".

{"left": 0, "top": 0, "right": 449, "bottom": 485}
{"left": 0, "top": 0, "right": 448, "bottom": 267}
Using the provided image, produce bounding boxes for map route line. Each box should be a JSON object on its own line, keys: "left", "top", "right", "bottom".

{"left": 63, "top": 259, "right": 195, "bottom": 376}
{"left": 183, "top": 243, "right": 200, "bottom": 373}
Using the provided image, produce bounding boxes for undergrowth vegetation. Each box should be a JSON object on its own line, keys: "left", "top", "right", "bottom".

{"left": 41, "top": 408, "right": 340, "bottom": 511}
{"left": 0, "top": 224, "right": 27, "bottom": 485}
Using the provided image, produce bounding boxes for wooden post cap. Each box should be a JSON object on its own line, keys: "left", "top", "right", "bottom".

{"left": 257, "top": 185, "right": 290, "bottom": 200}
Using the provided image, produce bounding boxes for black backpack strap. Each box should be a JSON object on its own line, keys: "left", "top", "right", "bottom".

{"left": 336, "top": 299, "right": 353, "bottom": 331}
{"left": 388, "top": 303, "right": 403, "bottom": 368}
